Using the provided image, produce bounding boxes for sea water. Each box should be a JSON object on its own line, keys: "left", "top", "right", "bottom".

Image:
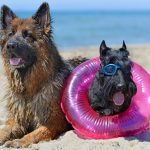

{"left": 15, "top": 10, "right": 150, "bottom": 49}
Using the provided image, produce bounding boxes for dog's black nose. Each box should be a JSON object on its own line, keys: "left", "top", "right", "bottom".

{"left": 6, "top": 42, "right": 17, "bottom": 54}
{"left": 116, "top": 84, "right": 125, "bottom": 90}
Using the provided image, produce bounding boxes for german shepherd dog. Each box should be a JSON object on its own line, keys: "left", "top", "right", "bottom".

{"left": 0, "top": 2, "right": 85, "bottom": 148}
{"left": 88, "top": 41, "right": 137, "bottom": 116}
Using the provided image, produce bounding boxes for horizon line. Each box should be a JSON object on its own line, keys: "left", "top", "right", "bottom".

{"left": 13, "top": 9, "right": 150, "bottom": 12}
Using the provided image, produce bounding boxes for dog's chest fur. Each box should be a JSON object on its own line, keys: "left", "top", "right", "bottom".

{"left": 4, "top": 62, "right": 72, "bottom": 129}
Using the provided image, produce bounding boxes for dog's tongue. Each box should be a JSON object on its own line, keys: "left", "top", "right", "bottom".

{"left": 112, "top": 92, "right": 125, "bottom": 106}
{"left": 10, "top": 58, "right": 23, "bottom": 66}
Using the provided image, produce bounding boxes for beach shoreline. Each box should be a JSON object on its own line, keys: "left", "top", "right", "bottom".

{"left": 60, "top": 44, "right": 150, "bottom": 72}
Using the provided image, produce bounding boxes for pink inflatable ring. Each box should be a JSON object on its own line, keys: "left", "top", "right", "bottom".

{"left": 61, "top": 57, "right": 150, "bottom": 139}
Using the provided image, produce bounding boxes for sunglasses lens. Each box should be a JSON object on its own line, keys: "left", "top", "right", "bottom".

{"left": 104, "top": 65, "right": 116, "bottom": 75}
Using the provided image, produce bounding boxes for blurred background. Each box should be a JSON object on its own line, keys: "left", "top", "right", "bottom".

{"left": 1, "top": 0, "right": 150, "bottom": 49}
{"left": 0, "top": 1, "right": 150, "bottom": 94}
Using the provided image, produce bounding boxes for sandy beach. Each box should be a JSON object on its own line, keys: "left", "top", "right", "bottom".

{"left": 0, "top": 44, "right": 150, "bottom": 150}
{"left": 60, "top": 44, "right": 150, "bottom": 72}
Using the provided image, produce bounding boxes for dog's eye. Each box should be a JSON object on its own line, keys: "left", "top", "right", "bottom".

{"left": 22, "top": 30, "right": 35, "bottom": 42}
{"left": 22, "top": 30, "right": 27, "bottom": 38}
{"left": 8, "top": 30, "right": 15, "bottom": 37}
{"left": 22, "top": 30, "right": 30, "bottom": 38}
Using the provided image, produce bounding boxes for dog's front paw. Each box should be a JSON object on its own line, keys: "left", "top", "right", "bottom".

{"left": 5, "top": 139, "right": 31, "bottom": 148}
{"left": 0, "top": 135, "right": 8, "bottom": 146}
{"left": 0, "top": 139, "right": 6, "bottom": 146}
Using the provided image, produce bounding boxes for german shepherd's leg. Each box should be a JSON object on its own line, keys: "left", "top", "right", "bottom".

{"left": 4, "top": 126, "right": 52, "bottom": 148}
{"left": 5, "top": 103, "right": 67, "bottom": 148}
{"left": 0, "top": 118, "right": 25, "bottom": 145}
{"left": 5, "top": 123, "right": 67, "bottom": 148}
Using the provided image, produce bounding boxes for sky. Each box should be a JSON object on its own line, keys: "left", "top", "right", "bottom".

{"left": 0, "top": 0, "right": 150, "bottom": 11}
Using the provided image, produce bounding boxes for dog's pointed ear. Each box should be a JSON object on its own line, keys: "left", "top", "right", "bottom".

{"left": 120, "top": 41, "right": 129, "bottom": 56}
{"left": 100, "top": 40, "right": 110, "bottom": 58}
{"left": 122, "top": 40, "right": 127, "bottom": 50}
{"left": 32, "top": 3, "right": 51, "bottom": 32}
{"left": 0, "top": 5, "right": 16, "bottom": 29}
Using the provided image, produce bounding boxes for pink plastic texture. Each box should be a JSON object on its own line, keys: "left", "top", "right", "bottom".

{"left": 61, "top": 57, "right": 150, "bottom": 139}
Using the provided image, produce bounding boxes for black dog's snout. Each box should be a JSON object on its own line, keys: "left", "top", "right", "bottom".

{"left": 116, "top": 83, "right": 126, "bottom": 90}
{"left": 116, "top": 70, "right": 126, "bottom": 90}
{"left": 6, "top": 42, "right": 18, "bottom": 54}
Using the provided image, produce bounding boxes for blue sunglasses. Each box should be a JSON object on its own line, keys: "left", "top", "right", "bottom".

{"left": 101, "top": 64, "right": 121, "bottom": 76}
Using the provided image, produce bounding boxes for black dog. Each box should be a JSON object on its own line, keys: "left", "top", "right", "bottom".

{"left": 88, "top": 41, "right": 137, "bottom": 116}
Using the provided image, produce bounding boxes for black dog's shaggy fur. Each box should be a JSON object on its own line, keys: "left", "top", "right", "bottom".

{"left": 88, "top": 41, "right": 137, "bottom": 116}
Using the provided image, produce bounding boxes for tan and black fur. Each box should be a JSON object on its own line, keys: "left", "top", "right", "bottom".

{"left": 0, "top": 2, "right": 77, "bottom": 148}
